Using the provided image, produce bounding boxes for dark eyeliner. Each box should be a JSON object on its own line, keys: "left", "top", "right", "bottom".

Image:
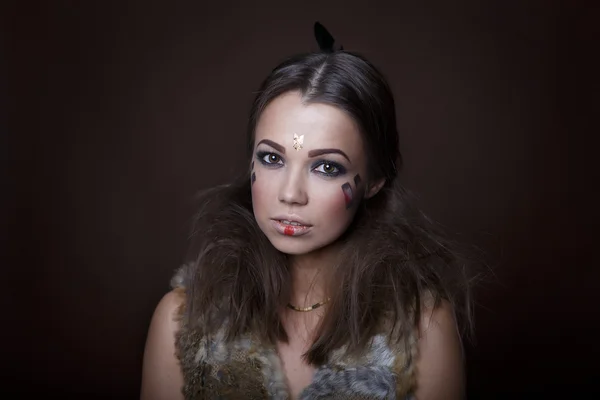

{"left": 312, "top": 159, "right": 347, "bottom": 177}
{"left": 256, "top": 150, "right": 283, "bottom": 166}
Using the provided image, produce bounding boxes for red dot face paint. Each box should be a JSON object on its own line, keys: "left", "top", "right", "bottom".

{"left": 270, "top": 220, "right": 312, "bottom": 237}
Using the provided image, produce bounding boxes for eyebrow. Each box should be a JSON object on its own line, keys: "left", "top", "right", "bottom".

{"left": 256, "top": 139, "right": 285, "bottom": 154}
{"left": 256, "top": 140, "right": 351, "bottom": 163}
{"left": 308, "top": 148, "right": 351, "bottom": 163}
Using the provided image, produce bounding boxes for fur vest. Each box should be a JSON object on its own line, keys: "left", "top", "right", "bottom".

{"left": 171, "top": 267, "right": 417, "bottom": 399}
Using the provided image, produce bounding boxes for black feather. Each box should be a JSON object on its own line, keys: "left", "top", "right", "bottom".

{"left": 314, "top": 21, "right": 343, "bottom": 52}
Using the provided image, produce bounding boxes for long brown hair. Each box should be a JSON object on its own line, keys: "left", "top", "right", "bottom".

{"left": 180, "top": 51, "right": 473, "bottom": 364}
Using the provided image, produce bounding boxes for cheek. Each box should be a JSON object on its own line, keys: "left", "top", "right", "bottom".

{"left": 311, "top": 184, "right": 355, "bottom": 223}
{"left": 251, "top": 180, "right": 264, "bottom": 214}
{"left": 251, "top": 175, "right": 277, "bottom": 216}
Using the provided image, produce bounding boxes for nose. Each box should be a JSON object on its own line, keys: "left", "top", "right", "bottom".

{"left": 278, "top": 170, "right": 308, "bottom": 206}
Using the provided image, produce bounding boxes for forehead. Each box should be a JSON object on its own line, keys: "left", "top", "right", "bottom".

{"left": 255, "top": 91, "right": 363, "bottom": 153}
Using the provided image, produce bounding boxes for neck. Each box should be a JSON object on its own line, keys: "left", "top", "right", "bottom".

{"left": 288, "top": 243, "right": 339, "bottom": 308}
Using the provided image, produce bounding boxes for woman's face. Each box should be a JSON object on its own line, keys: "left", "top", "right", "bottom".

{"left": 251, "top": 91, "right": 371, "bottom": 256}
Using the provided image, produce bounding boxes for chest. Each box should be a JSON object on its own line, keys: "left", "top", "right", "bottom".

{"left": 275, "top": 338, "right": 316, "bottom": 400}
{"left": 275, "top": 312, "right": 321, "bottom": 399}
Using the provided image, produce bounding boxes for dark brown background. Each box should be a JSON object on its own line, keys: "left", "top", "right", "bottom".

{"left": 3, "top": 0, "right": 598, "bottom": 398}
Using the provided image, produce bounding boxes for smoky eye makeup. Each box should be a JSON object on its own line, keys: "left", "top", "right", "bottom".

{"left": 254, "top": 149, "right": 348, "bottom": 178}
{"left": 311, "top": 159, "right": 347, "bottom": 177}
{"left": 256, "top": 150, "right": 284, "bottom": 167}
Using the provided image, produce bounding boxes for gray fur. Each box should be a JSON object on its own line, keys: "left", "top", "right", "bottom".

{"left": 299, "top": 365, "right": 396, "bottom": 399}
{"left": 170, "top": 263, "right": 191, "bottom": 289}
{"left": 252, "top": 346, "right": 289, "bottom": 399}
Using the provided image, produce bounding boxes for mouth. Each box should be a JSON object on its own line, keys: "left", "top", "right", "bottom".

{"left": 270, "top": 218, "right": 312, "bottom": 237}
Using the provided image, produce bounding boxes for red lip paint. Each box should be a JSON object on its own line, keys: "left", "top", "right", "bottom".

{"left": 271, "top": 220, "right": 311, "bottom": 237}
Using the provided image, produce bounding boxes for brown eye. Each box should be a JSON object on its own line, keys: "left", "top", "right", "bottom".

{"left": 314, "top": 162, "right": 344, "bottom": 177}
{"left": 260, "top": 153, "right": 283, "bottom": 165}
{"left": 323, "top": 164, "right": 335, "bottom": 173}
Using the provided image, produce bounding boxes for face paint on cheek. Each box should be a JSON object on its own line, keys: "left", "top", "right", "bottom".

{"left": 341, "top": 182, "right": 354, "bottom": 209}
{"left": 353, "top": 173, "right": 365, "bottom": 198}
{"left": 251, "top": 172, "right": 256, "bottom": 185}
{"left": 353, "top": 174, "right": 361, "bottom": 187}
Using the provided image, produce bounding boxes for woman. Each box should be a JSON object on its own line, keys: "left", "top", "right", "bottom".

{"left": 141, "top": 23, "right": 471, "bottom": 400}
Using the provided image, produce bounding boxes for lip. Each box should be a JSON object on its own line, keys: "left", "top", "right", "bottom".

{"left": 272, "top": 215, "right": 312, "bottom": 227}
{"left": 270, "top": 218, "right": 312, "bottom": 237}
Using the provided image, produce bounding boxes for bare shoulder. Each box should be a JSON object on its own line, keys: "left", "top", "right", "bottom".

{"left": 140, "top": 290, "right": 186, "bottom": 400}
{"left": 413, "top": 300, "right": 465, "bottom": 400}
{"left": 148, "top": 289, "right": 185, "bottom": 329}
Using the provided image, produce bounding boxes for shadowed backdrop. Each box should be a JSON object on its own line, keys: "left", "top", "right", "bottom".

{"left": 3, "top": 0, "right": 597, "bottom": 397}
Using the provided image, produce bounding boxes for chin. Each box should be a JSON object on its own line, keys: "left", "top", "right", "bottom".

{"left": 265, "top": 232, "right": 338, "bottom": 256}
{"left": 268, "top": 237, "right": 321, "bottom": 255}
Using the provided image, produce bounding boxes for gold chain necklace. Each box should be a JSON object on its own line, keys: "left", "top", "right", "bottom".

{"left": 286, "top": 298, "right": 331, "bottom": 312}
